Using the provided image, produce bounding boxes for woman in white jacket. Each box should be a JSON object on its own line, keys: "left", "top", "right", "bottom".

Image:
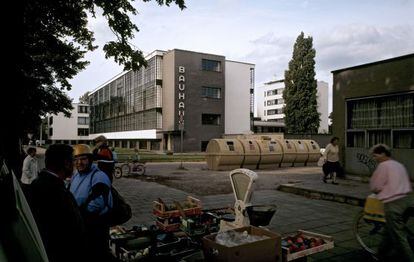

{"left": 322, "top": 137, "right": 344, "bottom": 184}
{"left": 21, "top": 147, "right": 39, "bottom": 185}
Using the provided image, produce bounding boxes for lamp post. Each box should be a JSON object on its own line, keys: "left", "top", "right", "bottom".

{"left": 179, "top": 122, "right": 184, "bottom": 170}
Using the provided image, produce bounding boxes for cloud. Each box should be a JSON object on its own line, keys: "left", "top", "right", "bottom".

{"left": 315, "top": 24, "right": 414, "bottom": 72}
{"left": 245, "top": 23, "right": 414, "bottom": 85}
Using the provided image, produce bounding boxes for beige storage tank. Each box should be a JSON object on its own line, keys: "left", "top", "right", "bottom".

{"left": 291, "top": 140, "right": 309, "bottom": 166}
{"left": 279, "top": 139, "right": 297, "bottom": 167}
{"left": 257, "top": 139, "right": 283, "bottom": 169}
{"left": 304, "top": 140, "right": 321, "bottom": 165}
{"left": 205, "top": 139, "right": 244, "bottom": 170}
{"left": 237, "top": 139, "right": 260, "bottom": 169}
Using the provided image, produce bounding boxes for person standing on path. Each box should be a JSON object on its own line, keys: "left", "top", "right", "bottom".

{"left": 28, "top": 144, "right": 88, "bottom": 262}
{"left": 322, "top": 137, "right": 344, "bottom": 184}
{"left": 70, "top": 144, "right": 113, "bottom": 262}
{"left": 21, "top": 147, "right": 39, "bottom": 192}
{"left": 369, "top": 144, "right": 414, "bottom": 262}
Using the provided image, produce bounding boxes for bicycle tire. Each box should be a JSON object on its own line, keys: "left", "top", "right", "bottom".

{"left": 131, "top": 163, "right": 145, "bottom": 176}
{"left": 353, "top": 210, "right": 385, "bottom": 259}
{"left": 114, "top": 167, "right": 122, "bottom": 179}
{"left": 121, "top": 163, "right": 130, "bottom": 175}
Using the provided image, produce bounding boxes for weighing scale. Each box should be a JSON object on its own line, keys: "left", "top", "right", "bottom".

{"left": 219, "top": 168, "right": 258, "bottom": 232}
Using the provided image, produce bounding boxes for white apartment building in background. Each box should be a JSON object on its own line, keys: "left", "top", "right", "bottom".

{"left": 47, "top": 103, "right": 91, "bottom": 144}
{"left": 256, "top": 79, "right": 330, "bottom": 133}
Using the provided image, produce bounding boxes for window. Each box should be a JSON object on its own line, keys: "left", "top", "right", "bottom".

{"left": 77, "top": 128, "right": 89, "bottom": 136}
{"left": 202, "top": 114, "right": 221, "bottom": 125}
{"left": 393, "top": 130, "right": 414, "bottom": 149}
{"left": 201, "top": 141, "right": 209, "bottom": 152}
{"left": 367, "top": 130, "right": 391, "bottom": 148}
{"left": 267, "top": 109, "right": 283, "bottom": 115}
{"left": 78, "top": 117, "right": 89, "bottom": 125}
{"left": 226, "top": 141, "right": 234, "bottom": 151}
{"left": 202, "top": 59, "right": 221, "bottom": 72}
{"left": 267, "top": 99, "right": 278, "bottom": 106}
{"left": 78, "top": 105, "right": 88, "bottom": 113}
{"left": 266, "top": 90, "right": 277, "bottom": 96}
{"left": 49, "top": 128, "right": 53, "bottom": 136}
{"left": 49, "top": 116, "right": 53, "bottom": 125}
{"left": 201, "top": 87, "right": 221, "bottom": 99}
{"left": 347, "top": 131, "right": 365, "bottom": 148}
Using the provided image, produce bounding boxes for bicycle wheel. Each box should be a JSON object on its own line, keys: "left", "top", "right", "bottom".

{"left": 114, "top": 166, "right": 122, "bottom": 179}
{"left": 131, "top": 163, "right": 145, "bottom": 176}
{"left": 121, "top": 163, "right": 130, "bottom": 175}
{"left": 353, "top": 210, "right": 386, "bottom": 259}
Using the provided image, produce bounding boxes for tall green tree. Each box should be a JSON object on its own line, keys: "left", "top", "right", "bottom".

{"left": 3, "top": 0, "right": 185, "bottom": 174}
{"left": 283, "top": 32, "right": 320, "bottom": 134}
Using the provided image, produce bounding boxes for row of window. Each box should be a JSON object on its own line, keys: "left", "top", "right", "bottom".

{"left": 265, "top": 89, "right": 283, "bottom": 96}
{"left": 265, "top": 109, "right": 283, "bottom": 115}
{"left": 48, "top": 128, "right": 89, "bottom": 137}
{"left": 347, "top": 130, "right": 414, "bottom": 149}
{"left": 78, "top": 105, "right": 89, "bottom": 114}
{"left": 202, "top": 59, "right": 221, "bottom": 72}
{"left": 78, "top": 117, "right": 89, "bottom": 125}
{"left": 265, "top": 98, "right": 284, "bottom": 106}
{"left": 346, "top": 93, "right": 414, "bottom": 149}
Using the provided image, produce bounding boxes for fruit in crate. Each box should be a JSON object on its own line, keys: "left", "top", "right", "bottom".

{"left": 282, "top": 234, "right": 326, "bottom": 253}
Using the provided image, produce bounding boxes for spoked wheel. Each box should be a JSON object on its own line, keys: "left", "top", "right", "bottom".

{"left": 121, "top": 164, "right": 130, "bottom": 176}
{"left": 114, "top": 166, "right": 123, "bottom": 179}
{"left": 131, "top": 163, "right": 145, "bottom": 176}
{"left": 353, "top": 211, "right": 385, "bottom": 260}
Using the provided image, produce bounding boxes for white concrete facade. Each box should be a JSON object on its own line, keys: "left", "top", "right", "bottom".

{"left": 316, "top": 81, "right": 329, "bottom": 133}
{"left": 255, "top": 80, "right": 330, "bottom": 133}
{"left": 48, "top": 103, "right": 90, "bottom": 141}
{"left": 225, "top": 61, "right": 255, "bottom": 135}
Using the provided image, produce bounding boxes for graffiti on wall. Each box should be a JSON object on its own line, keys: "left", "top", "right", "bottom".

{"left": 356, "top": 153, "right": 377, "bottom": 173}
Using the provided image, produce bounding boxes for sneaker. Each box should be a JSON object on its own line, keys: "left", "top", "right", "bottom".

{"left": 332, "top": 182, "right": 339, "bottom": 185}
{"left": 323, "top": 178, "right": 327, "bottom": 183}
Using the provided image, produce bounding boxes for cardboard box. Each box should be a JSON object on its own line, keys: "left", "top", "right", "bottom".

{"left": 202, "top": 226, "right": 282, "bottom": 262}
{"left": 282, "top": 230, "right": 334, "bottom": 261}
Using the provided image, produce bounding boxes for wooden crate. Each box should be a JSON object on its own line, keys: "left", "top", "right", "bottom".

{"left": 153, "top": 196, "right": 202, "bottom": 218}
{"left": 282, "top": 230, "right": 334, "bottom": 261}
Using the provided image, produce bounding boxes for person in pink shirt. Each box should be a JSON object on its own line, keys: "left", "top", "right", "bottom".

{"left": 369, "top": 144, "right": 414, "bottom": 262}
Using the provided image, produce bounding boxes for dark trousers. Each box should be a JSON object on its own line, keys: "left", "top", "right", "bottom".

{"left": 379, "top": 194, "right": 414, "bottom": 262}
{"left": 322, "top": 161, "right": 345, "bottom": 178}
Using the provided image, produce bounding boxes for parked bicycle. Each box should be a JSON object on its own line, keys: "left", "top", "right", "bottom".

{"left": 114, "top": 160, "right": 146, "bottom": 178}
{"left": 353, "top": 194, "right": 414, "bottom": 260}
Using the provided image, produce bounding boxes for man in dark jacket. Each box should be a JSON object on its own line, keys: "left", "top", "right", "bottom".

{"left": 29, "top": 144, "right": 88, "bottom": 262}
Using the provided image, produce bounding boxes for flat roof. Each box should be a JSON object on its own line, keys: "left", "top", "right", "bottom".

{"left": 331, "top": 53, "right": 414, "bottom": 73}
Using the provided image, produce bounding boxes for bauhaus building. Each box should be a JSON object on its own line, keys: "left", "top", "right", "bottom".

{"left": 88, "top": 49, "right": 255, "bottom": 152}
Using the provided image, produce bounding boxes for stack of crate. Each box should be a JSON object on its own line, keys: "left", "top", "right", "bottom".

{"left": 153, "top": 196, "right": 202, "bottom": 232}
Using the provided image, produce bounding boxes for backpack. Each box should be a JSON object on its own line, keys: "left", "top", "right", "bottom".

{"left": 83, "top": 170, "right": 132, "bottom": 227}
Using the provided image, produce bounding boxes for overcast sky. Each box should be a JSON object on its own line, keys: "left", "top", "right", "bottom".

{"left": 67, "top": 0, "right": 414, "bottom": 112}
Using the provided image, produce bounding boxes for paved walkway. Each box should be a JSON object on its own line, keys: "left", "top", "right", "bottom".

{"left": 113, "top": 162, "right": 377, "bottom": 261}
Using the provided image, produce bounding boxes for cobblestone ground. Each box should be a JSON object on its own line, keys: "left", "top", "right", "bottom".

{"left": 114, "top": 169, "right": 375, "bottom": 262}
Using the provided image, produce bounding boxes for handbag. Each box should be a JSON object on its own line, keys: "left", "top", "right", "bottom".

{"left": 317, "top": 156, "right": 326, "bottom": 167}
{"left": 83, "top": 171, "right": 132, "bottom": 226}
{"left": 105, "top": 186, "right": 132, "bottom": 226}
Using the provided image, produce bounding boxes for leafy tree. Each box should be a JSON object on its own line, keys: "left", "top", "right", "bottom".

{"left": 2, "top": 0, "right": 185, "bottom": 175}
{"left": 283, "top": 32, "right": 320, "bottom": 134}
{"left": 79, "top": 92, "right": 91, "bottom": 104}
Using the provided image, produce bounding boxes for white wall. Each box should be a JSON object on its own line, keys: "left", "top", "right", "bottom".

{"left": 225, "top": 61, "right": 254, "bottom": 134}
{"left": 49, "top": 103, "right": 89, "bottom": 140}
{"left": 317, "top": 81, "right": 329, "bottom": 133}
